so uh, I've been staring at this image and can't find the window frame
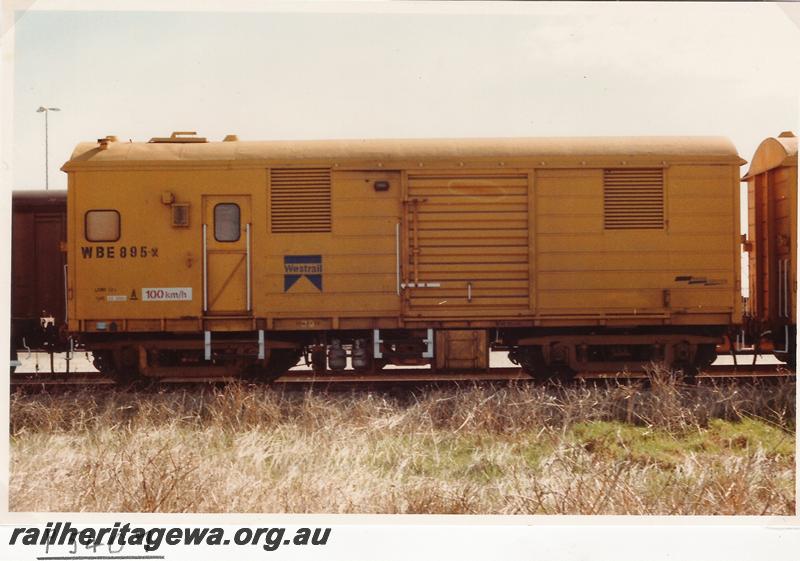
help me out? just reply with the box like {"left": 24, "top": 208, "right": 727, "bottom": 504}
{"left": 84, "top": 209, "right": 121, "bottom": 242}
{"left": 213, "top": 203, "right": 241, "bottom": 242}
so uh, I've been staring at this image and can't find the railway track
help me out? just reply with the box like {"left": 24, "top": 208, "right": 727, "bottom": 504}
{"left": 10, "top": 363, "right": 795, "bottom": 388}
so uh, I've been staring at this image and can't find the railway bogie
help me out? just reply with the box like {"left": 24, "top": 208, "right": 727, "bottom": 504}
{"left": 502, "top": 323, "right": 723, "bottom": 383}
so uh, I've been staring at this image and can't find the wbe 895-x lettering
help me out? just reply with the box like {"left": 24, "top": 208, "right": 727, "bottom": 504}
{"left": 81, "top": 245, "right": 159, "bottom": 259}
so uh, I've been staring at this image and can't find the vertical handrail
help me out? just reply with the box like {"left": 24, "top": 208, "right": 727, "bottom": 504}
{"left": 202, "top": 223, "right": 208, "bottom": 312}
{"left": 395, "top": 222, "right": 401, "bottom": 295}
{"left": 781, "top": 259, "right": 789, "bottom": 317}
{"left": 784, "top": 258, "right": 790, "bottom": 318}
{"left": 246, "top": 223, "right": 252, "bottom": 311}
{"left": 778, "top": 259, "right": 784, "bottom": 318}
{"left": 63, "top": 264, "right": 69, "bottom": 325}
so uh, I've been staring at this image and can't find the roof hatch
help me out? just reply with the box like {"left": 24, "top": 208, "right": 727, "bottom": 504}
{"left": 149, "top": 131, "right": 208, "bottom": 144}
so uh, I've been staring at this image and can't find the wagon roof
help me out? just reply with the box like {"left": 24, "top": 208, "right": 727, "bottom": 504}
{"left": 63, "top": 136, "right": 745, "bottom": 170}
{"left": 11, "top": 189, "right": 67, "bottom": 212}
{"left": 742, "top": 132, "right": 798, "bottom": 180}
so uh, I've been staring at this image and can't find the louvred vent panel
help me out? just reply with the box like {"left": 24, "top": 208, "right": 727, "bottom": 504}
{"left": 603, "top": 168, "right": 665, "bottom": 230}
{"left": 270, "top": 168, "right": 332, "bottom": 233}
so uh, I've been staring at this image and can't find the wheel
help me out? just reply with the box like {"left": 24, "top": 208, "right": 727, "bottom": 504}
{"left": 693, "top": 344, "right": 717, "bottom": 372}
{"left": 242, "top": 349, "right": 302, "bottom": 383}
{"left": 550, "top": 365, "right": 576, "bottom": 385}
{"left": 310, "top": 346, "right": 327, "bottom": 374}
{"left": 109, "top": 346, "right": 142, "bottom": 385}
{"left": 674, "top": 362, "right": 699, "bottom": 384}
{"left": 774, "top": 350, "right": 796, "bottom": 371}
{"left": 676, "top": 344, "right": 718, "bottom": 384}
{"left": 509, "top": 346, "right": 544, "bottom": 378}
{"left": 92, "top": 350, "right": 114, "bottom": 372}
{"left": 509, "top": 346, "right": 573, "bottom": 384}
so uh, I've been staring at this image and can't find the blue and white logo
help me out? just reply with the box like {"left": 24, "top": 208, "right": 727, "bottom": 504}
{"left": 284, "top": 255, "right": 323, "bottom": 291}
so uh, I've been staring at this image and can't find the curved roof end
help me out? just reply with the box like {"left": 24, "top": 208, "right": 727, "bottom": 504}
{"left": 742, "top": 132, "right": 798, "bottom": 180}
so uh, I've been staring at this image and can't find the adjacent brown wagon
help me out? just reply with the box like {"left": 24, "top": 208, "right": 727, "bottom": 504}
{"left": 742, "top": 131, "right": 798, "bottom": 367}
{"left": 10, "top": 190, "right": 67, "bottom": 371}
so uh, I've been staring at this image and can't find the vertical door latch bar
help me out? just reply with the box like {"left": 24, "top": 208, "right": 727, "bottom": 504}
{"left": 246, "top": 223, "right": 252, "bottom": 311}
{"left": 395, "top": 222, "right": 401, "bottom": 295}
{"left": 202, "top": 224, "right": 208, "bottom": 312}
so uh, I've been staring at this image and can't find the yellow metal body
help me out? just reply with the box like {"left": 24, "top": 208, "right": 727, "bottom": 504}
{"left": 63, "top": 136, "right": 744, "bottom": 336}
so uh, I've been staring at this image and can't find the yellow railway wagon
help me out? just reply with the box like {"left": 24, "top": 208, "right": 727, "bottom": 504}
{"left": 742, "top": 131, "right": 797, "bottom": 366}
{"left": 62, "top": 133, "right": 744, "bottom": 381}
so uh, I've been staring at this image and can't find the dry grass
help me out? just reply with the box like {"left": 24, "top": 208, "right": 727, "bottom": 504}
{"left": 9, "top": 370, "right": 796, "bottom": 514}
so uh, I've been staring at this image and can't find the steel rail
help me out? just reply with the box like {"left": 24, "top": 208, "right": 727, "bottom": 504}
{"left": 10, "top": 364, "right": 795, "bottom": 387}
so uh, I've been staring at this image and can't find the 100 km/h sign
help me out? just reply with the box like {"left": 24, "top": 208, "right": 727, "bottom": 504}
{"left": 142, "top": 287, "right": 193, "bottom": 301}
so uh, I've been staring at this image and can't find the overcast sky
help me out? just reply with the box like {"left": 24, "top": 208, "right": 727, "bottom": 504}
{"left": 5, "top": 2, "right": 800, "bottom": 190}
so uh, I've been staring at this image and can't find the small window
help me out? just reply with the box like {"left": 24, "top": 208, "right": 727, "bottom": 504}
{"left": 214, "top": 203, "right": 240, "bottom": 242}
{"left": 85, "top": 210, "right": 120, "bottom": 242}
{"left": 172, "top": 203, "right": 190, "bottom": 227}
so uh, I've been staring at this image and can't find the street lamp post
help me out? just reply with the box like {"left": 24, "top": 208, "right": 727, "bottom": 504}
{"left": 37, "top": 106, "right": 60, "bottom": 190}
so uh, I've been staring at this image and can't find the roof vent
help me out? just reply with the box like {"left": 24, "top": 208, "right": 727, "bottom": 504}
{"left": 97, "top": 135, "right": 118, "bottom": 150}
{"left": 149, "top": 131, "right": 208, "bottom": 143}
{"left": 778, "top": 131, "right": 796, "bottom": 138}
{"left": 223, "top": 134, "right": 239, "bottom": 142}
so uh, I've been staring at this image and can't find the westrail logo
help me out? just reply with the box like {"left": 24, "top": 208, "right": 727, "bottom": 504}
{"left": 284, "top": 255, "right": 322, "bottom": 292}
